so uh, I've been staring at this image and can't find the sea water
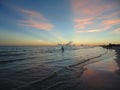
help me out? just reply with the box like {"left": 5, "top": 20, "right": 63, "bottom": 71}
{"left": 0, "top": 46, "right": 116, "bottom": 90}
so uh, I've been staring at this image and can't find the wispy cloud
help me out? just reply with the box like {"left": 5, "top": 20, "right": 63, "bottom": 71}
{"left": 74, "top": 18, "right": 120, "bottom": 33}
{"left": 72, "top": 0, "right": 115, "bottom": 17}
{"left": 74, "top": 18, "right": 94, "bottom": 29}
{"left": 76, "top": 29, "right": 101, "bottom": 33}
{"left": 72, "top": 0, "right": 120, "bottom": 33}
{"left": 18, "top": 9, "right": 53, "bottom": 31}
{"left": 98, "top": 11, "right": 120, "bottom": 20}
{"left": 21, "top": 9, "right": 47, "bottom": 21}
{"left": 76, "top": 25, "right": 111, "bottom": 33}
{"left": 101, "top": 18, "right": 120, "bottom": 26}
{"left": 99, "top": 18, "right": 120, "bottom": 33}
{"left": 112, "top": 28, "right": 120, "bottom": 34}
{"left": 19, "top": 19, "right": 53, "bottom": 30}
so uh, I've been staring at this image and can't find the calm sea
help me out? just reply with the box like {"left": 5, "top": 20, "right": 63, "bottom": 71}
{"left": 0, "top": 46, "right": 116, "bottom": 90}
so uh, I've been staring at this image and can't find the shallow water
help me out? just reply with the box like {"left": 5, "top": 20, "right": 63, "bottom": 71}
{"left": 0, "top": 46, "right": 116, "bottom": 90}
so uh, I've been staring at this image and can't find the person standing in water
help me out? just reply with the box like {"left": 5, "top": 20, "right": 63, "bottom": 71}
{"left": 61, "top": 46, "right": 64, "bottom": 52}
{"left": 109, "top": 43, "right": 112, "bottom": 49}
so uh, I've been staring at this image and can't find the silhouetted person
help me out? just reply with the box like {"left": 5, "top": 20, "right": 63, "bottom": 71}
{"left": 61, "top": 46, "right": 64, "bottom": 52}
{"left": 109, "top": 43, "right": 112, "bottom": 49}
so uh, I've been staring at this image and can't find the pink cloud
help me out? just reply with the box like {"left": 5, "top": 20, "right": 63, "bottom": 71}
{"left": 74, "top": 18, "right": 120, "bottom": 33}
{"left": 102, "top": 18, "right": 120, "bottom": 26}
{"left": 74, "top": 18, "right": 93, "bottom": 24}
{"left": 74, "top": 24, "right": 86, "bottom": 29}
{"left": 72, "top": 0, "right": 120, "bottom": 33}
{"left": 72, "top": 0, "right": 115, "bottom": 17}
{"left": 112, "top": 28, "right": 120, "bottom": 34}
{"left": 76, "top": 29, "right": 101, "bottom": 33}
{"left": 76, "top": 26, "right": 111, "bottom": 33}
{"left": 19, "top": 19, "right": 53, "bottom": 31}
{"left": 98, "top": 18, "right": 120, "bottom": 31}
{"left": 18, "top": 9, "right": 53, "bottom": 31}
{"left": 74, "top": 18, "right": 94, "bottom": 29}
{"left": 98, "top": 11, "right": 120, "bottom": 20}
{"left": 72, "top": 0, "right": 118, "bottom": 33}
{"left": 21, "top": 9, "right": 47, "bottom": 21}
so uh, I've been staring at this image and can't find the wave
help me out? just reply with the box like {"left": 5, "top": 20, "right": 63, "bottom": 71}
{"left": 69, "top": 50, "right": 108, "bottom": 67}
{"left": 12, "top": 71, "right": 57, "bottom": 90}
{"left": 12, "top": 63, "right": 86, "bottom": 90}
{"left": 0, "top": 57, "right": 35, "bottom": 64}
{"left": 0, "top": 46, "right": 110, "bottom": 90}
{"left": 0, "top": 52, "right": 26, "bottom": 57}
{"left": 45, "top": 58, "right": 70, "bottom": 64}
{"left": 11, "top": 50, "right": 108, "bottom": 90}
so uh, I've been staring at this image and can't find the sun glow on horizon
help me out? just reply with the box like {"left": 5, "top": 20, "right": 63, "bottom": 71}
{"left": 0, "top": 0, "right": 120, "bottom": 46}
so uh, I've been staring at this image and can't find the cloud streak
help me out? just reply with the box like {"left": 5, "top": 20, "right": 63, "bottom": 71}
{"left": 18, "top": 9, "right": 53, "bottom": 31}
{"left": 112, "top": 28, "right": 120, "bottom": 34}
{"left": 74, "top": 18, "right": 94, "bottom": 29}
{"left": 19, "top": 19, "right": 53, "bottom": 30}
{"left": 72, "top": 0, "right": 114, "bottom": 17}
{"left": 21, "top": 9, "right": 47, "bottom": 21}
{"left": 72, "top": 0, "right": 120, "bottom": 33}
{"left": 76, "top": 28, "right": 105, "bottom": 33}
{"left": 76, "top": 29, "right": 100, "bottom": 33}
{"left": 102, "top": 18, "right": 120, "bottom": 26}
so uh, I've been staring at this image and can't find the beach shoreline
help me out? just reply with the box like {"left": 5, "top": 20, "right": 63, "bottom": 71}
{"left": 28, "top": 46, "right": 120, "bottom": 90}
{"left": 0, "top": 46, "right": 120, "bottom": 90}
{"left": 78, "top": 46, "right": 120, "bottom": 90}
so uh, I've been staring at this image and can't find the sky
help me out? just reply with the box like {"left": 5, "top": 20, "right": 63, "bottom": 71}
{"left": 0, "top": 0, "right": 120, "bottom": 46}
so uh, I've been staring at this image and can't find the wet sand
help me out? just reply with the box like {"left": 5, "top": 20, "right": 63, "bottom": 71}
{"left": 79, "top": 46, "right": 120, "bottom": 90}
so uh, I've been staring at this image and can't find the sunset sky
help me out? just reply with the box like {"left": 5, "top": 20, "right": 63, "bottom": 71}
{"left": 0, "top": 0, "right": 120, "bottom": 46}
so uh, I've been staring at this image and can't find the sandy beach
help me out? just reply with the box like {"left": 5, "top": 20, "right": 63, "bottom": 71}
{"left": 78, "top": 46, "right": 120, "bottom": 90}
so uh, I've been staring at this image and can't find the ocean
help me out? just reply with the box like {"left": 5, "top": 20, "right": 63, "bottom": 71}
{"left": 0, "top": 46, "right": 116, "bottom": 90}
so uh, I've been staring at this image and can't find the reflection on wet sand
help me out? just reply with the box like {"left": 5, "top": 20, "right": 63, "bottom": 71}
{"left": 81, "top": 69, "right": 120, "bottom": 90}
{"left": 80, "top": 47, "right": 120, "bottom": 90}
